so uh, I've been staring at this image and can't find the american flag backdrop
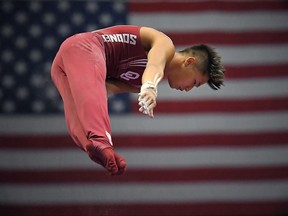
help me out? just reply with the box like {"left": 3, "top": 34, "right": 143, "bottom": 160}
{"left": 1, "top": 1, "right": 288, "bottom": 216}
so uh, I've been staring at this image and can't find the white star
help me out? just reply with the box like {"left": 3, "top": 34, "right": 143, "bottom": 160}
{"left": 85, "top": 1, "right": 98, "bottom": 13}
{"left": 16, "top": 87, "right": 29, "bottom": 100}
{"left": 15, "top": 36, "right": 28, "bottom": 49}
{"left": 44, "top": 36, "right": 56, "bottom": 49}
{"left": 99, "top": 13, "right": 113, "bottom": 26}
{"left": 15, "top": 12, "right": 28, "bottom": 24}
{"left": 71, "top": 13, "right": 85, "bottom": 26}
{"left": 111, "top": 99, "right": 126, "bottom": 113}
{"left": 43, "top": 13, "right": 56, "bottom": 26}
{"left": 32, "top": 100, "right": 45, "bottom": 113}
{"left": 29, "top": 49, "right": 42, "bottom": 62}
{"left": 1, "top": 25, "right": 14, "bottom": 37}
{"left": 113, "top": 2, "right": 125, "bottom": 13}
{"left": 58, "top": 1, "right": 70, "bottom": 12}
{"left": 46, "top": 86, "right": 58, "bottom": 100}
{"left": 2, "top": 75, "right": 15, "bottom": 88}
{"left": 14, "top": 61, "right": 28, "bottom": 74}
{"left": 2, "top": 50, "right": 14, "bottom": 63}
{"left": 30, "top": 74, "right": 43, "bottom": 87}
{"left": 29, "top": 25, "right": 42, "bottom": 37}
{"left": 29, "top": 1, "right": 42, "bottom": 12}
{"left": 57, "top": 23, "right": 71, "bottom": 37}
{"left": 2, "top": 101, "right": 15, "bottom": 113}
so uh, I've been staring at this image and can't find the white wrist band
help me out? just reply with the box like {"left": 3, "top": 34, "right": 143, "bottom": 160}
{"left": 140, "top": 81, "right": 157, "bottom": 97}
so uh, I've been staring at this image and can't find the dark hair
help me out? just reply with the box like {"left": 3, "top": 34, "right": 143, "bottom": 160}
{"left": 179, "top": 44, "right": 225, "bottom": 90}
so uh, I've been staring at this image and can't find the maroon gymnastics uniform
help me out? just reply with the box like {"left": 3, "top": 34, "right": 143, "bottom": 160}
{"left": 96, "top": 25, "right": 147, "bottom": 88}
{"left": 51, "top": 25, "right": 147, "bottom": 154}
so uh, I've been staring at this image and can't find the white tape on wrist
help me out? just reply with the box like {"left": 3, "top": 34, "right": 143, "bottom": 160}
{"left": 140, "top": 81, "right": 157, "bottom": 97}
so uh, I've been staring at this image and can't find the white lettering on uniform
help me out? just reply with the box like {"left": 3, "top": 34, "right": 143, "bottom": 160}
{"left": 123, "top": 34, "right": 130, "bottom": 43}
{"left": 116, "top": 34, "right": 123, "bottom": 42}
{"left": 101, "top": 34, "right": 110, "bottom": 42}
{"left": 109, "top": 34, "right": 117, "bottom": 42}
{"left": 101, "top": 34, "right": 137, "bottom": 45}
{"left": 130, "top": 35, "right": 136, "bottom": 45}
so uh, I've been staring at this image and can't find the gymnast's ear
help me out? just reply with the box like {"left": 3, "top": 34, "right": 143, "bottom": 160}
{"left": 184, "top": 57, "right": 196, "bottom": 66}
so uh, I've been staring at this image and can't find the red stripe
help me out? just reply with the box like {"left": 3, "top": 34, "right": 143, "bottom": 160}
{"left": 161, "top": 64, "right": 288, "bottom": 79}
{"left": 1, "top": 132, "right": 288, "bottom": 149}
{"left": 1, "top": 166, "right": 288, "bottom": 183}
{"left": 169, "top": 31, "right": 288, "bottom": 45}
{"left": 0, "top": 135, "right": 75, "bottom": 149}
{"left": 114, "top": 132, "right": 288, "bottom": 148}
{"left": 132, "top": 97, "right": 288, "bottom": 113}
{"left": 225, "top": 64, "right": 288, "bottom": 79}
{"left": 1, "top": 201, "right": 287, "bottom": 216}
{"left": 129, "top": 1, "right": 288, "bottom": 12}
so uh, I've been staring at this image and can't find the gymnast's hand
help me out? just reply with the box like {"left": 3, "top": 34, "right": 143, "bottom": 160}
{"left": 138, "top": 81, "right": 157, "bottom": 118}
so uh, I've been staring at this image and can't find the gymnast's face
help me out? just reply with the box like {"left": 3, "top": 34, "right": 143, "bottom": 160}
{"left": 167, "top": 57, "right": 209, "bottom": 92}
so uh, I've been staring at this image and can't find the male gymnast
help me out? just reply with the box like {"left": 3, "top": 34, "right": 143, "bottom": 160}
{"left": 51, "top": 25, "right": 225, "bottom": 175}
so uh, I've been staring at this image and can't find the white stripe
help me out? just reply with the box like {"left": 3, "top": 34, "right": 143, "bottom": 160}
{"left": 1, "top": 181, "right": 288, "bottom": 204}
{"left": 0, "top": 115, "right": 67, "bottom": 135}
{"left": 133, "top": 77, "right": 288, "bottom": 100}
{"left": 111, "top": 112, "right": 288, "bottom": 134}
{"left": 129, "top": 63, "right": 146, "bottom": 67}
{"left": 1, "top": 112, "right": 288, "bottom": 135}
{"left": 177, "top": 44, "right": 288, "bottom": 65}
{"left": 130, "top": 59, "right": 147, "bottom": 64}
{"left": 129, "top": 60, "right": 147, "bottom": 67}
{"left": 129, "top": 11, "right": 288, "bottom": 32}
{"left": 1, "top": 146, "right": 288, "bottom": 170}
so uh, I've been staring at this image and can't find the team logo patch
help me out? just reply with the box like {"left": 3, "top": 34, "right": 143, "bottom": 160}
{"left": 120, "top": 71, "right": 140, "bottom": 81}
